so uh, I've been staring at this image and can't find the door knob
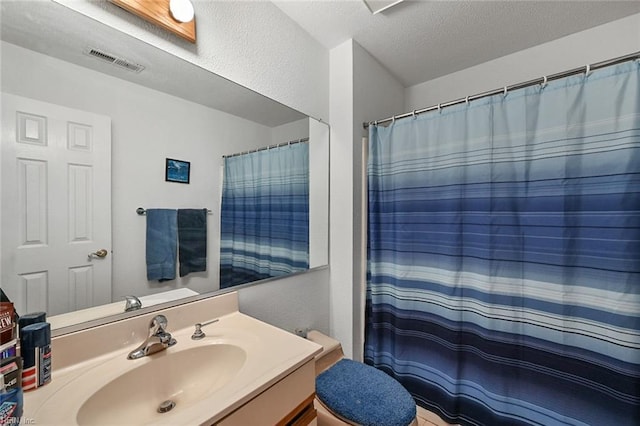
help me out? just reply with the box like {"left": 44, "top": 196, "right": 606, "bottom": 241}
{"left": 88, "top": 249, "right": 109, "bottom": 261}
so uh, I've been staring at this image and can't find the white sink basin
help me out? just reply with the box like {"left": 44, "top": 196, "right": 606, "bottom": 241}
{"left": 76, "top": 344, "right": 246, "bottom": 425}
{"left": 28, "top": 305, "right": 322, "bottom": 426}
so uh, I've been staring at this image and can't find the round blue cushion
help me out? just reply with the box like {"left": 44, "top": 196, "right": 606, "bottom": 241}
{"left": 316, "top": 359, "right": 416, "bottom": 426}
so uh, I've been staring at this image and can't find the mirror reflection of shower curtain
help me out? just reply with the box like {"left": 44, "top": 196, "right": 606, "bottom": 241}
{"left": 365, "top": 61, "right": 640, "bottom": 426}
{"left": 220, "top": 143, "right": 309, "bottom": 288}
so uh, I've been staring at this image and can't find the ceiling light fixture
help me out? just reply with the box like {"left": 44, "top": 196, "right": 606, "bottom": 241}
{"left": 169, "top": 0, "right": 195, "bottom": 23}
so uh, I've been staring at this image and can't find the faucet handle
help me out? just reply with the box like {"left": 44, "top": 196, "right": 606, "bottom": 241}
{"left": 150, "top": 314, "right": 169, "bottom": 333}
{"left": 124, "top": 295, "right": 142, "bottom": 312}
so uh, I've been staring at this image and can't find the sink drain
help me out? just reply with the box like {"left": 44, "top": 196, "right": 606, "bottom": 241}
{"left": 157, "top": 400, "right": 176, "bottom": 413}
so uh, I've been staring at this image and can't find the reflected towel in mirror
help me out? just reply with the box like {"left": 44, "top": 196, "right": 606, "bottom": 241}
{"left": 146, "top": 209, "right": 178, "bottom": 282}
{"left": 178, "top": 209, "right": 208, "bottom": 277}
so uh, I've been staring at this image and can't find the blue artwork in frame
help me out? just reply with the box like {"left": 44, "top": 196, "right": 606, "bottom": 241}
{"left": 165, "top": 158, "right": 190, "bottom": 184}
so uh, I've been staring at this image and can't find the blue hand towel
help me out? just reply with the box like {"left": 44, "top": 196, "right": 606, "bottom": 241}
{"left": 178, "top": 209, "right": 207, "bottom": 277}
{"left": 146, "top": 209, "right": 177, "bottom": 282}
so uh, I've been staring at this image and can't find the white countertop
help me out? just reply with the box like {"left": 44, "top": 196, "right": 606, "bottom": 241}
{"left": 24, "top": 293, "right": 322, "bottom": 425}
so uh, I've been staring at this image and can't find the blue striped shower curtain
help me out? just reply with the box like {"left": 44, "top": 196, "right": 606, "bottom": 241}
{"left": 220, "top": 142, "right": 309, "bottom": 288}
{"left": 365, "top": 61, "right": 639, "bottom": 425}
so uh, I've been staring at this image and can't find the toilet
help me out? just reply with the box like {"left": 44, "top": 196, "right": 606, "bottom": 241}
{"left": 306, "top": 330, "right": 418, "bottom": 426}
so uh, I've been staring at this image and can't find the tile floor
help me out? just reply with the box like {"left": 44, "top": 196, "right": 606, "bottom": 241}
{"left": 416, "top": 406, "right": 459, "bottom": 426}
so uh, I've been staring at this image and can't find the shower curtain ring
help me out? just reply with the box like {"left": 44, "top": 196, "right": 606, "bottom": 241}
{"left": 412, "top": 110, "right": 417, "bottom": 119}
{"left": 541, "top": 76, "right": 548, "bottom": 89}
{"left": 503, "top": 86, "right": 508, "bottom": 97}
{"left": 438, "top": 103, "right": 441, "bottom": 113}
{"left": 392, "top": 115, "right": 396, "bottom": 124}
{"left": 465, "top": 96, "right": 469, "bottom": 105}
{"left": 585, "top": 64, "right": 591, "bottom": 76}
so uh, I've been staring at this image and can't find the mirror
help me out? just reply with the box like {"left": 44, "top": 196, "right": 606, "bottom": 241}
{"left": 0, "top": 1, "right": 329, "bottom": 332}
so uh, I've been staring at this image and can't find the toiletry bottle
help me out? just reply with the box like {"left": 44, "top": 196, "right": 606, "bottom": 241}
{"left": 0, "top": 373, "right": 23, "bottom": 425}
{"left": 0, "top": 357, "right": 22, "bottom": 391}
{"left": 0, "top": 341, "right": 16, "bottom": 361}
{"left": 17, "top": 312, "right": 46, "bottom": 338}
{"left": 20, "top": 322, "right": 51, "bottom": 391}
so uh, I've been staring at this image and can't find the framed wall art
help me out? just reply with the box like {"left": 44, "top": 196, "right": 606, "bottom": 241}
{"left": 165, "top": 158, "right": 190, "bottom": 184}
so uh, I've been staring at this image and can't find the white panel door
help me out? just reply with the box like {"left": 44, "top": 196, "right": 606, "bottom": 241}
{"left": 1, "top": 93, "right": 112, "bottom": 316}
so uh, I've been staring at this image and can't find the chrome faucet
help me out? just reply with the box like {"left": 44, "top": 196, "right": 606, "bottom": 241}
{"left": 124, "top": 295, "right": 142, "bottom": 312}
{"left": 127, "top": 315, "right": 177, "bottom": 360}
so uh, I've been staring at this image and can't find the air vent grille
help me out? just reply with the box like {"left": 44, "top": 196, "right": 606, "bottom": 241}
{"left": 84, "top": 48, "right": 145, "bottom": 73}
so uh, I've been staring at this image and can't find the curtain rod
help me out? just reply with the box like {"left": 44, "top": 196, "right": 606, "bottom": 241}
{"left": 364, "top": 51, "right": 640, "bottom": 129}
{"left": 222, "top": 137, "right": 309, "bottom": 159}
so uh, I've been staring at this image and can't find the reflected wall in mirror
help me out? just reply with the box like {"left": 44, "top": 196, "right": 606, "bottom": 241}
{"left": 0, "top": 1, "right": 329, "bottom": 332}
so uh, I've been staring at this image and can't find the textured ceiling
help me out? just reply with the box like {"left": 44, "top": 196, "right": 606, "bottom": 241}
{"left": 273, "top": 0, "right": 640, "bottom": 87}
{"left": 0, "top": 1, "right": 307, "bottom": 127}
{"left": 2, "top": 0, "right": 638, "bottom": 119}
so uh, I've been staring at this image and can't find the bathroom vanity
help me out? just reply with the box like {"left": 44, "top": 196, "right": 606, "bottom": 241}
{"left": 23, "top": 292, "right": 322, "bottom": 425}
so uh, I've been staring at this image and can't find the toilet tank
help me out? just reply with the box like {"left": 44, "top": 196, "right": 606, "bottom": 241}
{"left": 306, "top": 330, "right": 344, "bottom": 375}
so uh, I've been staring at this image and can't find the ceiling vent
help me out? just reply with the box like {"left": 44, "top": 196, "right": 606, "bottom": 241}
{"left": 83, "top": 48, "right": 145, "bottom": 73}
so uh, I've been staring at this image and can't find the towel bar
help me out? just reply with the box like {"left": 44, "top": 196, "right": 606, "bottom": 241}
{"left": 136, "top": 207, "right": 212, "bottom": 215}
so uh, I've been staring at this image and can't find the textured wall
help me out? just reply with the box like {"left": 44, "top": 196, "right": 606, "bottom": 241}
{"left": 351, "top": 41, "right": 404, "bottom": 360}
{"left": 329, "top": 40, "right": 355, "bottom": 358}
{"left": 405, "top": 13, "right": 640, "bottom": 111}
{"left": 238, "top": 267, "right": 330, "bottom": 335}
{"left": 329, "top": 39, "right": 405, "bottom": 359}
